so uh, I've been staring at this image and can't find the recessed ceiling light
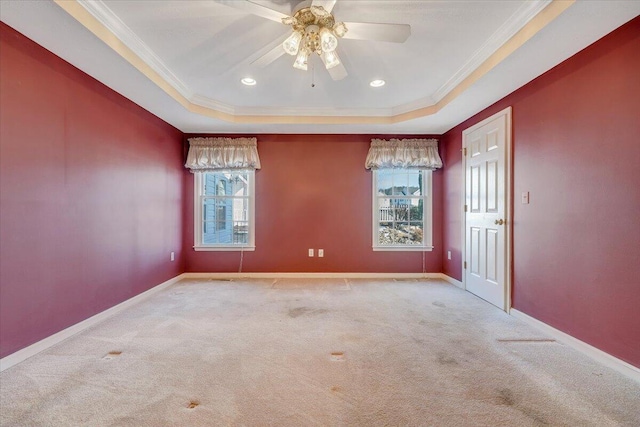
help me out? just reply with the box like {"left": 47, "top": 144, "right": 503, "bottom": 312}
{"left": 370, "top": 79, "right": 386, "bottom": 88}
{"left": 241, "top": 77, "right": 257, "bottom": 86}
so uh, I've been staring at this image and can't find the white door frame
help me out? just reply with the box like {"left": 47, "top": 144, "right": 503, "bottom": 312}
{"left": 460, "top": 106, "right": 513, "bottom": 312}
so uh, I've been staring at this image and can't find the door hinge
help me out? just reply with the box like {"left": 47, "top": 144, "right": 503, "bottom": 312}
{"left": 464, "top": 204, "right": 468, "bottom": 212}
{"left": 463, "top": 261, "right": 467, "bottom": 269}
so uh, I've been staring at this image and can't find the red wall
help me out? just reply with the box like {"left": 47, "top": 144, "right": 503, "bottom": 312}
{"left": 0, "top": 23, "right": 184, "bottom": 358}
{"left": 183, "top": 134, "right": 444, "bottom": 273}
{"left": 441, "top": 17, "right": 640, "bottom": 367}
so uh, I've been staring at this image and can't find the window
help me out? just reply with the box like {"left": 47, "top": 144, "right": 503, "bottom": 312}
{"left": 373, "top": 168, "right": 433, "bottom": 251}
{"left": 194, "top": 170, "right": 255, "bottom": 251}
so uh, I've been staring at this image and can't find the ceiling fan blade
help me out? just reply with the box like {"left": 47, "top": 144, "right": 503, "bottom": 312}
{"left": 311, "top": 0, "right": 337, "bottom": 13}
{"left": 251, "top": 42, "right": 286, "bottom": 68}
{"left": 214, "top": 0, "right": 289, "bottom": 24}
{"left": 341, "top": 22, "right": 411, "bottom": 43}
{"left": 327, "top": 62, "right": 348, "bottom": 81}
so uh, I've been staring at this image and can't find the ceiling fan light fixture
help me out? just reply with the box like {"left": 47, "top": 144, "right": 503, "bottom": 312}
{"left": 293, "top": 49, "right": 310, "bottom": 70}
{"left": 283, "top": 31, "right": 303, "bottom": 56}
{"left": 322, "top": 50, "right": 341, "bottom": 70}
{"left": 333, "top": 22, "right": 348, "bottom": 38}
{"left": 310, "top": 5, "right": 330, "bottom": 18}
{"left": 320, "top": 27, "right": 338, "bottom": 53}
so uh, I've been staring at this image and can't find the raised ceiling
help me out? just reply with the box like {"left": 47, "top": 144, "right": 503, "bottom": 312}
{"left": 1, "top": 1, "right": 639, "bottom": 134}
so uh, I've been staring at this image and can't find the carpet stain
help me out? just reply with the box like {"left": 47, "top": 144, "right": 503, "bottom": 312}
{"left": 330, "top": 386, "right": 342, "bottom": 392}
{"left": 186, "top": 401, "right": 200, "bottom": 409}
{"left": 432, "top": 301, "right": 447, "bottom": 308}
{"left": 495, "top": 388, "right": 549, "bottom": 425}
{"left": 436, "top": 353, "right": 459, "bottom": 366}
{"left": 330, "top": 352, "right": 346, "bottom": 361}
{"left": 288, "top": 307, "right": 329, "bottom": 318}
{"left": 102, "top": 351, "right": 122, "bottom": 360}
{"left": 496, "top": 388, "right": 515, "bottom": 406}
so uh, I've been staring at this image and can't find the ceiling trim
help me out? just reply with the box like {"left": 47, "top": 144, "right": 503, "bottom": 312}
{"left": 53, "top": 0, "right": 575, "bottom": 125}
{"left": 429, "top": 0, "right": 552, "bottom": 106}
{"left": 78, "top": 0, "right": 193, "bottom": 101}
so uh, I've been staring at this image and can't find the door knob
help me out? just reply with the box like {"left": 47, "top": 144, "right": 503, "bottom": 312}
{"left": 494, "top": 219, "right": 504, "bottom": 225}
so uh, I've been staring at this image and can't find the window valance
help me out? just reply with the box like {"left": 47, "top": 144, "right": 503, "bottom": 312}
{"left": 365, "top": 138, "right": 443, "bottom": 170}
{"left": 185, "top": 137, "right": 261, "bottom": 172}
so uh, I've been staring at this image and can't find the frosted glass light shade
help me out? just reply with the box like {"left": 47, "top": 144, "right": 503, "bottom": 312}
{"left": 320, "top": 28, "right": 338, "bottom": 53}
{"left": 293, "top": 49, "right": 310, "bottom": 70}
{"left": 283, "top": 31, "right": 303, "bottom": 56}
{"left": 333, "top": 22, "right": 348, "bottom": 38}
{"left": 322, "top": 50, "right": 341, "bottom": 69}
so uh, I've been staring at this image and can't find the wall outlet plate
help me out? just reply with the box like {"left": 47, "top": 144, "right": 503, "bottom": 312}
{"left": 308, "top": 249, "right": 314, "bottom": 257}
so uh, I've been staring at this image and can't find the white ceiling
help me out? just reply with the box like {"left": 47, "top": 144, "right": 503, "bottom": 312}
{"left": 1, "top": 1, "right": 639, "bottom": 134}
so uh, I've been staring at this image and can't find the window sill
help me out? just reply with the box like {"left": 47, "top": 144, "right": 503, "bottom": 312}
{"left": 193, "top": 246, "right": 255, "bottom": 252}
{"left": 373, "top": 246, "right": 434, "bottom": 252}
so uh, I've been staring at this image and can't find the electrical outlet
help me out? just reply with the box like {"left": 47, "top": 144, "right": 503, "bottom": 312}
{"left": 170, "top": 251, "right": 175, "bottom": 261}
{"left": 308, "top": 248, "right": 314, "bottom": 257}
{"left": 447, "top": 251, "right": 451, "bottom": 260}
{"left": 318, "top": 249, "right": 324, "bottom": 257}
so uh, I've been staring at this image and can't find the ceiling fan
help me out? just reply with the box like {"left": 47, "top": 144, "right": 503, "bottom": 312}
{"left": 215, "top": 0, "right": 411, "bottom": 81}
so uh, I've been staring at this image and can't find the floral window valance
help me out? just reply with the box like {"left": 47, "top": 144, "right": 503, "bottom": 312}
{"left": 365, "top": 138, "right": 442, "bottom": 170}
{"left": 185, "top": 137, "right": 261, "bottom": 172}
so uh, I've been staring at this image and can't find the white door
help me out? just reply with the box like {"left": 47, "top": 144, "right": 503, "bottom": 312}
{"left": 463, "top": 108, "right": 511, "bottom": 311}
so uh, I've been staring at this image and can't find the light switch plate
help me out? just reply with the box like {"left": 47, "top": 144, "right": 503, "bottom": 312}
{"left": 522, "top": 192, "right": 530, "bottom": 204}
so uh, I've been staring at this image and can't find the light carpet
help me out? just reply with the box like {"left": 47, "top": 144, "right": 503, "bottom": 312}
{"left": 1, "top": 278, "right": 639, "bottom": 426}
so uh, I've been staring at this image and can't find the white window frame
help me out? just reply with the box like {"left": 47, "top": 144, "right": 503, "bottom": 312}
{"left": 372, "top": 169, "right": 433, "bottom": 251}
{"left": 193, "top": 170, "right": 255, "bottom": 251}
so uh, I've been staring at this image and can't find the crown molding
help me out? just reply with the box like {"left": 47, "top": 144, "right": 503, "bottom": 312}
{"left": 55, "top": 0, "right": 574, "bottom": 125}
{"left": 432, "top": 0, "right": 552, "bottom": 104}
{"left": 78, "top": 0, "right": 193, "bottom": 100}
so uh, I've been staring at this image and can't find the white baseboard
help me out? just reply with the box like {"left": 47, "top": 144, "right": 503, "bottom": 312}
{"left": 510, "top": 309, "right": 640, "bottom": 383}
{"left": 0, "top": 273, "right": 186, "bottom": 372}
{"left": 183, "top": 272, "right": 444, "bottom": 280}
{"left": 439, "top": 274, "right": 464, "bottom": 289}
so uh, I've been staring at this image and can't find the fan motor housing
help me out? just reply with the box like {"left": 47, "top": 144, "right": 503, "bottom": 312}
{"left": 292, "top": 7, "right": 336, "bottom": 32}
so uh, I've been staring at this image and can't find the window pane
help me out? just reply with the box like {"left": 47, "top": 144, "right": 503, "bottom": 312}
{"left": 408, "top": 170, "right": 423, "bottom": 196}
{"left": 230, "top": 174, "right": 249, "bottom": 197}
{"left": 409, "top": 200, "right": 423, "bottom": 221}
{"left": 233, "top": 197, "right": 249, "bottom": 222}
{"left": 203, "top": 199, "right": 215, "bottom": 222}
{"left": 377, "top": 170, "right": 393, "bottom": 195}
{"left": 378, "top": 198, "right": 393, "bottom": 222}
{"left": 393, "top": 199, "right": 410, "bottom": 221}
{"left": 392, "top": 172, "right": 409, "bottom": 196}
{"left": 204, "top": 173, "right": 229, "bottom": 196}
{"left": 378, "top": 223, "right": 395, "bottom": 245}
{"left": 233, "top": 222, "right": 249, "bottom": 244}
{"left": 379, "top": 222, "right": 424, "bottom": 245}
{"left": 407, "top": 222, "right": 424, "bottom": 244}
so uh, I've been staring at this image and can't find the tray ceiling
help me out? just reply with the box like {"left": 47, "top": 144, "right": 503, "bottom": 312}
{"left": 1, "top": 0, "right": 639, "bottom": 134}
